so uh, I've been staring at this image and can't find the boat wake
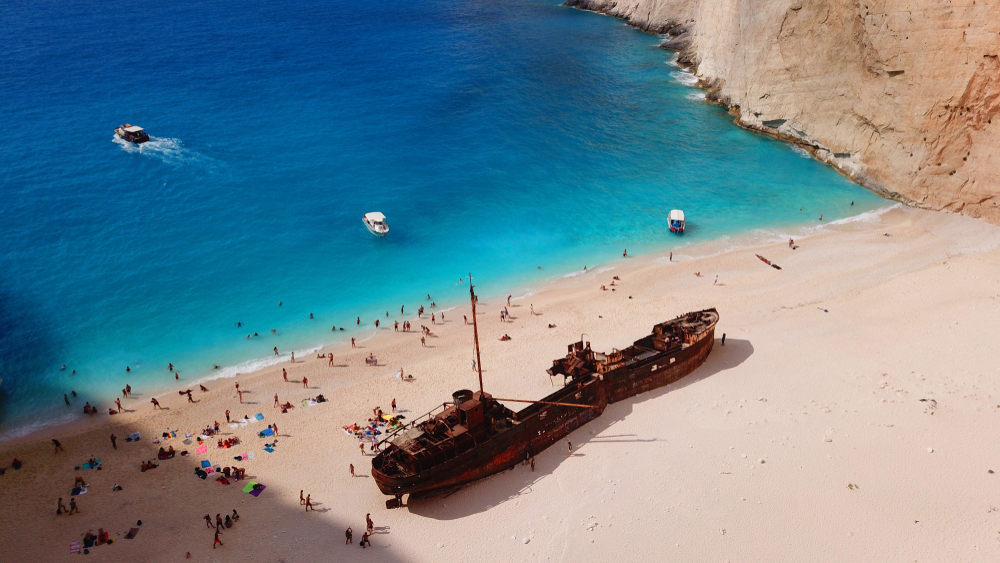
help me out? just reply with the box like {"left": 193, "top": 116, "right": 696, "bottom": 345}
{"left": 112, "top": 135, "right": 217, "bottom": 168}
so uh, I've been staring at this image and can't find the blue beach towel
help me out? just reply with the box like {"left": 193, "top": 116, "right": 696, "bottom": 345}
{"left": 255, "top": 413, "right": 264, "bottom": 421}
{"left": 259, "top": 427, "right": 274, "bottom": 437}
{"left": 200, "top": 460, "right": 211, "bottom": 468}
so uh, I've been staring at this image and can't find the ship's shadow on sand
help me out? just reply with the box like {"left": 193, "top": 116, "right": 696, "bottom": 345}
{"left": 406, "top": 338, "right": 753, "bottom": 520}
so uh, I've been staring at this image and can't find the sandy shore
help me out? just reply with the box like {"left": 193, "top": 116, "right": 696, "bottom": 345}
{"left": 2, "top": 205, "right": 999, "bottom": 562}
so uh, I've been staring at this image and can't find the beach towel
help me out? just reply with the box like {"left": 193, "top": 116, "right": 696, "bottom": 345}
{"left": 71, "top": 486, "right": 87, "bottom": 495}
{"left": 128, "top": 432, "right": 141, "bottom": 441}
{"left": 249, "top": 484, "right": 266, "bottom": 497}
{"left": 196, "top": 445, "right": 208, "bottom": 455}
{"left": 81, "top": 459, "right": 101, "bottom": 470}
{"left": 69, "top": 541, "right": 81, "bottom": 554}
{"left": 205, "top": 467, "right": 215, "bottom": 476}
{"left": 259, "top": 427, "right": 274, "bottom": 437}
{"left": 255, "top": 413, "right": 265, "bottom": 421}
{"left": 229, "top": 423, "right": 239, "bottom": 429}
{"left": 124, "top": 528, "right": 140, "bottom": 540}
{"left": 248, "top": 451, "right": 255, "bottom": 460}
{"left": 201, "top": 460, "right": 211, "bottom": 468}
{"left": 185, "top": 433, "right": 193, "bottom": 438}
{"left": 242, "top": 481, "right": 258, "bottom": 493}
{"left": 182, "top": 439, "right": 192, "bottom": 445}
{"left": 239, "top": 419, "right": 248, "bottom": 427}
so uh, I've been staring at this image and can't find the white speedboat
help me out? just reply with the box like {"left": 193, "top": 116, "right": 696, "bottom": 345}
{"left": 363, "top": 212, "right": 389, "bottom": 237}
{"left": 668, "top": 209, "right": 685, "bottom": 233}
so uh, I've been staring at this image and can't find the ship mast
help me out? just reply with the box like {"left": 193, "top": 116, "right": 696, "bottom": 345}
{"left": 469, "top": 273, "right": 484, "bottom": 395}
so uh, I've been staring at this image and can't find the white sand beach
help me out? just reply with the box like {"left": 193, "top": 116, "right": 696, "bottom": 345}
{"left": 2, "top": 205, "right": 999, "bottom": 562}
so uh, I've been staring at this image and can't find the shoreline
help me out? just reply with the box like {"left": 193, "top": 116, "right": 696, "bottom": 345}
{"left": 3, "top": 204, "right": 1000, "bottom": 561}
{"left": 0, "top": 203, "right": 897, "bottom": 446}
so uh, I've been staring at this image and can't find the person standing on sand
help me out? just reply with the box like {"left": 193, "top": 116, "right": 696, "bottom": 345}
{"left": 205, "top": 514, "right": 214, "bottom": 528}
{"left": 351, "top": 338, "right": 356, "bottom": 348}
{"left": 714, "top": 275, "right": 718, "bottom": 285}
{"left": 68, "top": 497, "right": 78, "bottom": 515}
{"left": 115, "top": 398, "right": 122, "bottom": 413}
{"left": 391, "top": 398, "right": 396, "bottom": 412}
{"left": 302, "top": 377, "right": 308, "bottom": 389}
{"left": 350, "top": 463, "right": 355, "bottom": 477}
{"left": 52, "top": 439, "right": 64, "bottom": 453}
{"left": 57, "top": 498, "right": 67, "bottom": 515}
{"left": 110, "top": 434, "right": 117, "bottom": 450}
{"left": 328, "top": 355, "right": 334, "bottom": 367}
{"left": 346, "top": 527, "right": 354, "bottom": 544}
{"left": 721, "top": 333, "right": 726, "bottom": 346}
{"left": 531, "top": 457, "right": 536, "bottom": 472}
{"left": 567, "top": 442, "right": 572, "bottom": 457}
{"left": 421, "top": 336, "right": 426, "bottom": 347}
{"left": 530, "top": 304, "right": 535, "bottom": 315}
{"left": 283, "top": 369, "right": 288, "bottom": 382}
{"left": 151, "top": 398, "right": 162, "bottom": 409}
{"left": 225, "top": 410, "right": 230, "bottom": 423}
{"left": 213, "top": 529, "right": 223, "bottom": 549}
{"left": 360, "top": 532, "right": 371, "bottom": 548}
{"left": 366, "top": 513, "right": 374, "bottom": 533}
{"left": 789, "top": 238, "right": 794, "bottom": 248}
{"left": 291, "top": 352, "right": 295, "bottom": 363}
{"left": 359, "top": 443, "right": 365, "bottom": 456}
{"left": 238, "top": 390, "right": 243, "bottom": 404}
{"left": 274, "top": 394, "right": 279, "bottom": 408}
{"left": 670, "top": 252, "right": 673, "bottom": 262}
{"left": 300, "top": 490, "right": 306, "bottom": 505}
{"left": 305, "top": 494, "right": 314, "bottom": 511}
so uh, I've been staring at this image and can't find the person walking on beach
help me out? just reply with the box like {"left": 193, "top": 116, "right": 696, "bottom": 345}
{"left": 151, "top": 397, "right": 162, "bottom": 409}
{"left": 360, "top": 532, "right": 371, "bottom": 548}
{"left": 391, "top": 398, "right": 396, "bottom": 412}
{"left": 274, "top": 394, "right": 280, "bottom": 408}
{"left": 68, "top": 497, "right": 79, "bottom": 515}
{"left": 714, "top": 275, "right": 719, "bottom": 285}
{"left": 305, "top": 494, "right": 314, "bottom": 511}
{"left": 300, "top": 490, "right": 306, "bottom": 505}
{"left": 421, "top": 336, "right": 426, "bottom": 347}
{"left": 351, "top": 338, "right": 356, "bottom": 348}
{"left": 213, "top": 529, "right": 223, "bottom": 549}
{"left": 225, "top": 410, "right": 230, "bottom": 423}
{"left": 57, "top": 497, "right": 67, "bottom": 515}
{"left": 394, "top": 321, "right": 398, "bottom": 332}
{"left": 291, "top": 352, "right": 295, "bottom": 362}
{"left": 204, "top": 514, "right": 214, "bottom": 528}
{"left": 329, "top": 354, "right": 334, "bottom": 367}
{"left": 115, "top": 398, "right": 123, "bottom": 413}
{"left": 302, "top": 377, "right": 308, "bottom": 388}
{"left": 110, "top": 434, "right": 117, "bottom": 450}
{"left": 238, "top": 390, "right": 243, "bottom": 404}
{"left": 216, "top": 514, "right": 224, "bottom": 529}
{"left": 567, "top": 442, "right": 572, "bottom": 457}
{"left": 530, "top": 304, "right": 535, "bottom": 315}
{"left": 52, "top": 438, "right": 64, "bottom": 453}
{"left": 187, "top": 390, "right": 195, "bottom": 403}
{"left": 359, "top": 443, "right": 365, "bottom": 456}
{"left": 283, "top": 369, "right": 288, "bottom": 382}
{"left": 126, "top": 384, "right": 132, "bottom": 396}
{"left": 670, "top": 252, "right": 673, "bottom": 262}
{"left": 346, "top": 527, "right": 353, "bottom": 544}
{"left": 366, "top": 513, "right": 374, "bottom": 533}
{"left": 721, "top": 333, "right": 726, "bottom": 346}
{"left": 350, "top": 463, "right": 355, "bottom": 477}
{"left": 463, "top": 315, "right": 468, "bottom": 325}
{"left": 788, "top": 238, "right": 794, "bottom": 248}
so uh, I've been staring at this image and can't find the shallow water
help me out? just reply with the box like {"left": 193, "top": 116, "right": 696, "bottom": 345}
{"left": 0, "top": 0, "right": 885, "bottom": 437}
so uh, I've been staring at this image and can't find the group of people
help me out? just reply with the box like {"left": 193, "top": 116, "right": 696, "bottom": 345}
{"left": 205, "top": 509, "right": 240, "bottom": 549}
{"left": 344, "top": 513, "right": 375, "bottom": 548}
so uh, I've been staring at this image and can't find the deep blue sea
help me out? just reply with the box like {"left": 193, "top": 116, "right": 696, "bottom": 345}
{"left": 0, "top": 0, "right": 885, "bottom": 437}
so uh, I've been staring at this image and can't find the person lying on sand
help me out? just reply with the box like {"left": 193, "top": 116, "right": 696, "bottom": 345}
{"left": 499, "top": 334, "right": 511, "bottom": 341}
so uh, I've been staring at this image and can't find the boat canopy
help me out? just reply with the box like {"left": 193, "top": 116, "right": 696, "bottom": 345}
{"left": 123, "top": 126, "right": 144, "bottom": 133}
{"left": 365, "top": 212, "right": 386, "bottom": 222}
{"left": 669, "top": 209, "right": 685, "bottom": 222}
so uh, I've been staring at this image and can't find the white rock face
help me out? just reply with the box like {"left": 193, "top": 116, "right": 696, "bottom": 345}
{"left": 566, "top": 0, "right": 1000, "bottom": 224}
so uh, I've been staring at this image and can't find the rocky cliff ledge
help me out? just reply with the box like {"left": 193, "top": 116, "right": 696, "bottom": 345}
{"left": 567, "top": 0, "right": 1000, "bottom": 223}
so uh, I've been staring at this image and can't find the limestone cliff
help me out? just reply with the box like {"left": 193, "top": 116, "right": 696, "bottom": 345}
{"left": 566, "top": 0, "right": 1000, "bottom": 223}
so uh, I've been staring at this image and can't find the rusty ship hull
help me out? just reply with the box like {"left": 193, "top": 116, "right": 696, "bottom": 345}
{"left": 371, "top": 308, "right": 718, "bottom": 501}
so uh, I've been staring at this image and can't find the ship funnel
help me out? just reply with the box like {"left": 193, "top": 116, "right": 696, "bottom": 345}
{"left": 452, "top": 389, "right": 474, "bottom": 406}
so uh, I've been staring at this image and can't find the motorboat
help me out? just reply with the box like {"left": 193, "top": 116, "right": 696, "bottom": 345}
{"left": 363, "top": 212, "right": 389, "bottom": 237}
{"left": 668, "top": 209, "right": 685, "bottom": 233}
{"left": 114, "top": 124, "right": 150, "bottom": 144}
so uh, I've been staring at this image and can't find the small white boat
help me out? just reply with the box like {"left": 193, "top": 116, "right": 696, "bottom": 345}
{"left": 363, "top": 212, "right": 389, "bottom": 237}
{"left": 668, "top": 209, "right": 685, "bottom": 233}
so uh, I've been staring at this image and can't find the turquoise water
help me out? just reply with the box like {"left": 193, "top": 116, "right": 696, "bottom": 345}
{"left": 0, "top": 0, "right": 884, "bottom": 437}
